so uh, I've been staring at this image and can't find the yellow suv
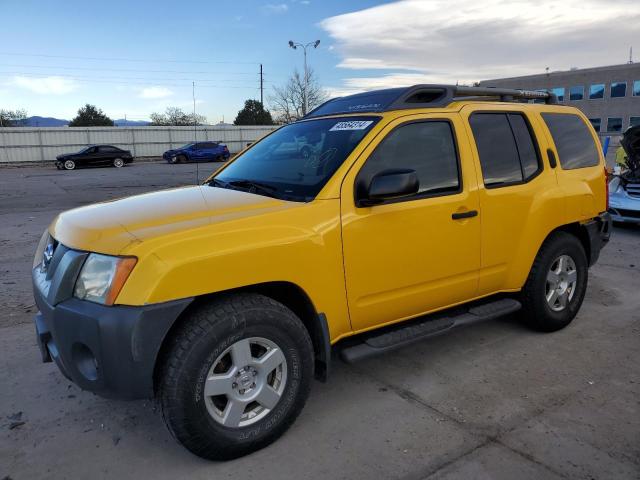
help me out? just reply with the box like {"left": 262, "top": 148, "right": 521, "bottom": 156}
{"left": 32, "top": 85, "right": 611, "bottom": 459}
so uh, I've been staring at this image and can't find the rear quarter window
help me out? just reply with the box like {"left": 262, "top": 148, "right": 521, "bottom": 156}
{"left": 541, "top": 113, "right": 600, "bottom": 169}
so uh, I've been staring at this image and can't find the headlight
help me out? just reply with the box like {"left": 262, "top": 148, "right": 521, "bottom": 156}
{"left": 33, "top": 230, "right": 51, "bottom": 269}
{"left": 74, "top": 254, "right": 137, "bottom": 305}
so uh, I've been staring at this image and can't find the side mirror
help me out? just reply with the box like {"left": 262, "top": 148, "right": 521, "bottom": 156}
{"left": 357, "top": 169, "right": 419, "bottom": 207}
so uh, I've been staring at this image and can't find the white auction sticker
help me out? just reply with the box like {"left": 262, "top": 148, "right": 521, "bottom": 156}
{"left": 329, "top": 120, "right": 373, "bottom": 131}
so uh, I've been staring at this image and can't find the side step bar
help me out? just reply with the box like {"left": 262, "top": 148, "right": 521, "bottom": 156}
{"left": 340, "top": 298, "right": 521, "bottom": 363}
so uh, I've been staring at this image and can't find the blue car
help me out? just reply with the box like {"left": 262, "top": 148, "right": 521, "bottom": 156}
{"left": 163, "top": 141, "right": 230, "bottom": 164}
{"left": 608, "top": 125, "right": 640, "bottom": 224}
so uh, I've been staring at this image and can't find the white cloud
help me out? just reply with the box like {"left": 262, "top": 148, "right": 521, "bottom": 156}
{"left": 321, "top": 0, "right": 639, "bottom": 92}
{"left": 263, "top": 3, "right": 288, "bottom": 14}
{"left": 11, "top": 76, "right": 77, "bottom": 95}
{"left": 139, "top": 86, "right": 173, "bottom": 99}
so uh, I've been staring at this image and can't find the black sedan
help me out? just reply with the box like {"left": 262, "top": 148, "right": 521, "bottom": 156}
{"left": 55, "top": 145, "right": 134, "bottom": 170}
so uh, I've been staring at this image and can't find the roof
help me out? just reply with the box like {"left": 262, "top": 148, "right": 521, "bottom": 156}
{"left": 305, "top": 84, "right": 557, "bottom": 119}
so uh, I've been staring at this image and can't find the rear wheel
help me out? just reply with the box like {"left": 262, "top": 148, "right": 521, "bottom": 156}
{"left": 63, "top": 160, "right": 76, "bottom": 170}
{"left": 113, "top": 158, "right": 124, "bottom": 168}
{"left": 521, "top": 232, "right": 588, "bottom": 332}
{"left": 159, "top": 293, "right": 314, "bottom": 460}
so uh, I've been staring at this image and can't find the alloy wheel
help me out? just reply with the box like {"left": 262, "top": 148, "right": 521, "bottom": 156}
{"left": 204, "top": 337, "right": 287, "bottom": 428}
{"left": 545, "top": 254, "right": 577, "bottom": 312}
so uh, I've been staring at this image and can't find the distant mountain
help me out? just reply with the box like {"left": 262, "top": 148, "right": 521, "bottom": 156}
{"left": 19, "top": 116, "right": 151, "bottom": 127}
{"left": 23, "top": 116, "right": 69, "bottom": 127}
{"left": 114, "top": 119, "right": 151, "bottom": 126}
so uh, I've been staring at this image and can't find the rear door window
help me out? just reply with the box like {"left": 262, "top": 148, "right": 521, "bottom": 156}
{"left": 469, "top": 113, "right": 541, "bottom": 187}
{"left": 541, "top": 113, "right": 599, "bottom": 169}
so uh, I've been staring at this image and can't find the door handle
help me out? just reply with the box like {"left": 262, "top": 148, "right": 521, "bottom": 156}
{"left": 452, "top": 210, "right": 478, "bottom": 220}
{"left": 547, "top": 148, "right": 557, "bottom": 168}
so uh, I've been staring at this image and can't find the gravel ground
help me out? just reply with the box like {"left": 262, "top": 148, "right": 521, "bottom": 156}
{"left": 1, "top": 162, "right": 639, "bottom": 479}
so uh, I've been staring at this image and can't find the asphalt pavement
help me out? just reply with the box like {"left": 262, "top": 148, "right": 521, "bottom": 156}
{"left": 1, "top": 162, "right": 639, "bottom": 479}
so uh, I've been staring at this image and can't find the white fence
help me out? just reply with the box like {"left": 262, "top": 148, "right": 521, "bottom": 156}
{"left": 0, "top": 125, "right": 278, "bottom": 163}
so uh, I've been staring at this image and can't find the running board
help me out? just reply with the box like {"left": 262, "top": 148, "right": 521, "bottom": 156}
{"left": 340, "top": 298, "right": 521, "bottom": 363}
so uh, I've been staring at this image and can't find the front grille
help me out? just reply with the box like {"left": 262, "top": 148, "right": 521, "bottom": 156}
{"left": 625, "top": 183, "right": 640, "bottom": 198}
{"left": 617, "top": 208, "right": 640, "bottom": 219}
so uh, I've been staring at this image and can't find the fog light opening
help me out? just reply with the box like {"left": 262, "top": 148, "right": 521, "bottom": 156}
{"left": 72, "top": 343, "right": 98, "bottom": 381}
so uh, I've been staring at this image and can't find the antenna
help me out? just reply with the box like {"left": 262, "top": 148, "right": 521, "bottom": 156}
{"left": 193, "top": 81, "right": 198, "bottom": 185}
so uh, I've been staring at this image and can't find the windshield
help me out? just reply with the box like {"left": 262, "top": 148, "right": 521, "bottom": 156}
{"left": 179, "top": 143, "right": 194, "bottom": 149}
{"left": 78, "top": 146, "right": 93, "bottom": 154}
{"left": 211, "top": 116, "right": 379, "bottom": 202}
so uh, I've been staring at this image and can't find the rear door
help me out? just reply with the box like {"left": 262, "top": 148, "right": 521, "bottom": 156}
{"left": 460, "top": 105, "right": 562, "bottom": 294}
{"left": 340, "top": 113, "right": 481, "bottom": 332}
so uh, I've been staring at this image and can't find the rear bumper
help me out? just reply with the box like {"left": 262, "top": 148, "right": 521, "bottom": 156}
{"left": 34, "top": 283, "right": 192, "bottom": 399}
{"left": 583, "top": 212, "right": 612, "bottom": 266}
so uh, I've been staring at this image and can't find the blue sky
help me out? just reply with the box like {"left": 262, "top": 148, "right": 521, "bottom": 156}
{"left": 0, "top": 0, "right": 637, "bottom": 122}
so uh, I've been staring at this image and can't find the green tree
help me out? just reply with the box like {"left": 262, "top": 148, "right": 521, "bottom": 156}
{"left": 69, "top": 104, "right": 114, "bottom": 127}
{"left": 233, "top": 100, "right": 274, "bottom": 126}
{"left": 0, "top": 109, "right": 28, "bottom": 127}
{"left": 150, "top": 107, "right": 206, "bottom": 126}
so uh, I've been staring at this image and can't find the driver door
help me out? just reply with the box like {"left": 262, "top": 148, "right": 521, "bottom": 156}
{"left": 340, "top": 113, "right": 481, "bottom": 332}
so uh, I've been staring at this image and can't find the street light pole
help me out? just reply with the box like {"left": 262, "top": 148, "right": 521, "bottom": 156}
{"left": 288, "top": 39, "right": 320, "bottom": 116}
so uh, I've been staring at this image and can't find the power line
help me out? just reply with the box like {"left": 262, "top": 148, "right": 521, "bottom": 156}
{"left": 0, "top": 51, "right": 259, "bottom": 65}
{"left": 0, "top": 63, "right": 283, "bottom": 77}
{"left": 0, "top": 72, "right": 273, "bottom": 88}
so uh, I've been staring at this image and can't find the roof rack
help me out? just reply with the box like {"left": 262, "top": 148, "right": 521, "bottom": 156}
{"left": 305, "top": 84, "right": 557, "bottom": 118}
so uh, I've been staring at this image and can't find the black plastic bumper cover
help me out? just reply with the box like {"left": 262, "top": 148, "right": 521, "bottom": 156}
{"left": 583, "top": 212, "right": 612, "bottom": 266}
{"left": 34, "top": 288, "right": 193, "bottom": 400}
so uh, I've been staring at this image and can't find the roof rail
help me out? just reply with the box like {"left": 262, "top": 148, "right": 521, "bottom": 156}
{"left": 453, "top": 86, "right": 557, "bottom": 104}
{"left": 304, "top": 84, "right": 557, "bottom": 118}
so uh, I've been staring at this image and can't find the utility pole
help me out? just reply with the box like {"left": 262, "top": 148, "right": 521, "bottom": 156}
{"left": 259, "top": 64, "right": 264, "bottom": 106}
{"left": 288, "top": 40, "right": 320, "bottom": 116}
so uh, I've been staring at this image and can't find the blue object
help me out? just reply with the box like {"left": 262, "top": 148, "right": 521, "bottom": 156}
{"left": 602, "top": 136, "right": 610, "bottom": 156}
{"left": 163, "top": 141, "right": 230, "bottom": 163}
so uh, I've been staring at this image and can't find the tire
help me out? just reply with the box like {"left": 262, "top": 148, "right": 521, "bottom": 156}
{"left": 521, "top": 232, "right": 588, "bottom": 332}
{"left": 113, "top": 158, "right": 124, "bottom": 168}
{"left": 63, "top": 160, "right": 76, "bottom": 170}
{"left": 158, "top": 293, "right": 314, "bottom": 460}
{"left": 177, "top": 154, "right": 187, "bottom": 164}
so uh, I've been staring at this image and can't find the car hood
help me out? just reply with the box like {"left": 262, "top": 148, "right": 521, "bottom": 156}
{"left": 621, "top": 125, "right": 640, "bottom": 162}
{"left": 49, "top": 186, "right": 293, "bottom": 255}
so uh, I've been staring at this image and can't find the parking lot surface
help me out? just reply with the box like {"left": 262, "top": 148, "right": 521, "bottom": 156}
{"left": 1, "top": 162, "right": 639, "bottom": 479}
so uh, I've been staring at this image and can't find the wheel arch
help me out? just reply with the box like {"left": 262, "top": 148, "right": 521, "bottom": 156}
{"left": 153, "top": 281, "right": 330, "bottom": 395}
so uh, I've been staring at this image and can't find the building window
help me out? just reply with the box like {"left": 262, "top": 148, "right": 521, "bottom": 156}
{"left": 589, "top": 84, "right": 605, "bottom": 99}
{"left": 610, "top": 82, "right": 626, "bottom": 98}
{"left": 607, "top": 117, "right": 623, "bottom": 132}
{"left": 551, "top": 87, "right": 565, "bottom": 102}
{"left": 588, "top": 118, "right": 601, "bottom": 132}
{"left": 630, "top": 117, "right": 640, "bottom": 127}
{"left": 634, "top": 80, "right": 640, "bottom": 96}
{"left": 569, "top": 86, "right": 584, "bottom": 100}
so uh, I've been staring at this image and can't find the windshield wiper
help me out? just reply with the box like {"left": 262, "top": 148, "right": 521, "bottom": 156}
{"left": 209, "top": 178, "right": 282, "bottom": 199}
{"left": 228, "top": 180, "right": 279, "bottom": 197}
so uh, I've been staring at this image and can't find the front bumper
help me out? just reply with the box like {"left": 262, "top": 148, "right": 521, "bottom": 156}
{"left": 608, "top": 189, "right": 640, "bottom": 224}
{"left": 32, "top": 243, "right": 192, "bottom": 399}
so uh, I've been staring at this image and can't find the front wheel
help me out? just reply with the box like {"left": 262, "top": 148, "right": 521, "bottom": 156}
{"left": 521, "top": 232, "right": 588, "bottom": 332}
{"left": 159, "top": 293, "right": 314, "bottom": 460}
{"left": 63, "top": 160, "right": 76, "bottom": 170}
